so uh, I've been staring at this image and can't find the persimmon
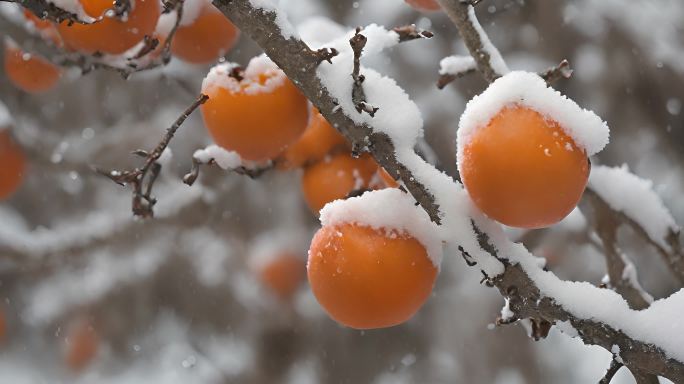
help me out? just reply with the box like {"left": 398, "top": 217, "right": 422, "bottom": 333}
{"left": 258, "top": 253, "right": 305, "bottom": 301}
{"left": 405, "top": 0, "right": 441, "bottom": 12}
{"left": 171, "top": 2, "right": 240, "bottom": 64}
{"left": 64, "top": 319, "right": 99, "bottom": 372}
{"left": 301, "top": 153, "right": 395, "bottom": 214}
{"left": 459, "top": 106, "right": 589, "bottom": 228}
{"left": 308, "top": 223, "right": 437, "bottom": 329}
{"left": 4, "top": 43, "right": 61, "bottom": 94}
{"left": 278, "top": 107, "right": 348, "bottom": 169}
{"left": 0, "top": 130, "right": 26, "bottom": 200}
{"left": 56, "top": 0, "right": 160, "bottom": 54}
{"left": 200, "top": 57, "right": 309, "bottom": 161}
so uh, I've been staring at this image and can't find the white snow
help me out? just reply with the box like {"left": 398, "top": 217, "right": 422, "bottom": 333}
{"left": 495, "top": 236, "right": 684, "bottom": 363}
{"left": 457, "top": 71, "right": 610, "bottom": 167}
{"left": 49, "top": 0, "right": 92, "bottom": 22}
{"left": 316, "top": 24, "right": 425, "bottom": 149}
{"left": 178, "top": 0, "right": 210, "bottom": 26}
{"left": 466, "top": 5, "right": 509, "bottom": 75}
{"left": 248, "top": 0, "right": 298, "bottom": 39}
{"left": 500, "top": 298, "right": 514, "bottom": 321}
{"left": 297, "top": 16, "right": 347, "bottom": 49}
{"left": 439, "top": 55, "right": 476, "bottom": 76}
{"left": 202, "top": 55, "right": 286, "bottom": 96}
{"left": 193, "top": 145, "right": 242, "bottom": 169}
{"left": 319, "top": 188, "right": 443, "bottom": 266}
{"left": 589, "top": 164, "right": 678, "bottom": 249}
{"left": 192, "top": 144, "right": 265, "bottom": 170}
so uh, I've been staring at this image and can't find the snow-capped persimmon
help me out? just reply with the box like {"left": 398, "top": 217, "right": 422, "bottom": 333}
{"left": 308, "top": 223, "right": 437, "bottom": 329}
{"left": 4, "top": 43, "right": 61, "bottom": 94}
{"left": 57, "top": 0, "right": 160, "bottom": 54}
{"left": 405, "top": 0, "right": 441, "bottom": 12}
{"left": 258, "top": 253, "right": 305, "bottom": 301}
{"left": 171, "top": 3, "right": 240, "bottom": 64}
{"left": 64, "top": 319, "right": 99, "bottom": 372}
{"left": 278, "top": 107, "right": 349, "bottom": 170}
{"left": 301, "top": 153, "right": 395, "bottom": 214}
{"left": 0, "top": 130, "right": 26, "bottom": 200}
{"left": 200, "top": 58, "right": 309, "bottom": 161}
{"left": 460, "top": 106, "right": 590, "bottom": 229}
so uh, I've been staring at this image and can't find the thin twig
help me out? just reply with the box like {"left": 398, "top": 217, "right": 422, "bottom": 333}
{"left": 350, "top": 28, "right": 378, "bottom": 117}
{"left": 96, "top": 94, "right": 209, "bottom": 218}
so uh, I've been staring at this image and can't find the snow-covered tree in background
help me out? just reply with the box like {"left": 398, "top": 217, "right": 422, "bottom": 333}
{"left": 0, "top": 0, "right": 683, "bottom": 382}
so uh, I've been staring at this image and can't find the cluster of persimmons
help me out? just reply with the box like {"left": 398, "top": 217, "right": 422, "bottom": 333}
{"left": 4, "top": 0, "right": 240, "bottom": 93}
{"left": 1, "top": 0, "right": 592, "bottom": 363}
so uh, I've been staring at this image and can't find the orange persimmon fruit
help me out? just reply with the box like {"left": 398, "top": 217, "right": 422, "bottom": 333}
{"left": 4, "top": 43, "right": 61, "bottom": 93}
{"left": 57, "top": 0, "right": 160, "bottom": 54}
{"left": 405, "top": 0, "right": 441, "bottom": 12}
{"left": 459, "top": 106, "right": 590, "bottom": 229}
{"left": 64, "top": 319, "right": 99, "bottom": 372}
{"left": 200, "top": 58, "right": 309, "bottom": 161}
{"left": 0, "top": 130, "right": 26, "bottom": 200}
{"left": 277, "top": 107, "right": 348, "bottom": 169}
{"left": 258, "top": 253, "right": 305, "bottom": 301}
{"left": 308, "top": 223, "right": 437, "bottom": 329}
{"left": 301, "top": 153, "right": 395, "bottom": 214}
{"left": 171, "top": 3, "right": 240, "bottom": 64}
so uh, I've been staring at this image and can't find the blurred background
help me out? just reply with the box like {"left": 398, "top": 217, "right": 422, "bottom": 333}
{"left": 0, "top": 0, "right": 682, "bottom": 382}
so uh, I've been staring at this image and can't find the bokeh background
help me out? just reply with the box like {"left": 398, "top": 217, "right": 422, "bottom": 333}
{"left": 0, "top": 0, "right": 682, "bottom": 382}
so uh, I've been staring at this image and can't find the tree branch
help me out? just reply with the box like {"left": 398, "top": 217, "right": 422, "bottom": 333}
{"left": 95, "top": 94, "right": 208, "bottom": 218}
{"left": 436, "top": 0, "right": 507, "bottom": 82}
{"left": 583, "top": 190, "right": 653, "bottom": 310}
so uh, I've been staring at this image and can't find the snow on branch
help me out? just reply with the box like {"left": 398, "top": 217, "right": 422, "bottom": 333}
{"left": 436, "top": 0, "right": 508, "bottom": 82}
{"left": 183, "top": 145, "right": 273, "bottom": 186}
{"left": 588, "top": 165, "right": 684, "bottom": 283}
{"left": 210, "top": 1, "right": 684, "bottom": 381}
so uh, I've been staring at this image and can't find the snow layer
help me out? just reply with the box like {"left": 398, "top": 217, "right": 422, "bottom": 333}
{"left": 466, "top": 5, "right": 509, "bottom": 75}
{"left": 297, "top": 16, "right": 347, "bottom": 49}
{"left": 319, "top": 188, "right": 443, "bottom": 266}
{"left": 202, "top": 55, "right": 286, "bottom": 96}
{"left": 317, "top": 24, "right": 424, "bottom": 149}
{"left": 249, "top": 0, "right": 297, "bottom": 39}
{"left": 457, "top": 71, "right": 610, "bottom": 167}
{"left": 498, "top": 236, "right": 684, "bottom": 362}
{"left": 192, "top": 144, "right": 264, "bottom": 170}
{"left": 589, "top": 164, "right": 678, "bottom": 249}
{"left": 439, "top": 55, "right": 476, "bottom": 75}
